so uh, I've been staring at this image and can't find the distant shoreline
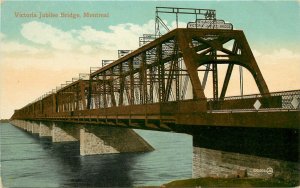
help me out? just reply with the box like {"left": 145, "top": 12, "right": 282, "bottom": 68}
{"left": 0, "top": 119, "right": 10, "bottom": 123}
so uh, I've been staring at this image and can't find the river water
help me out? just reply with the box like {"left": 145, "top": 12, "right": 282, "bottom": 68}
{"left": 0, "top": 123, "right": 192, "bottom": 187}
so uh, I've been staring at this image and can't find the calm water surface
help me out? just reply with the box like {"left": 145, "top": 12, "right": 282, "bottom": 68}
{"left": 0, "top": 123, "right": 192, "bottom": 187}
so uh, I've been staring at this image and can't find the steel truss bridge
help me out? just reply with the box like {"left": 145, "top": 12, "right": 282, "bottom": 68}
{"left": 11, "top": 27, "right": 300, "bottom": 133}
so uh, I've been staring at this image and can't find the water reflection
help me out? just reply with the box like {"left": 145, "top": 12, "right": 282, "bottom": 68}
{"left": 1, "top": 123, "right": 192, "bottom": 187}
{"left": 75, "top": 154, "right": 135, "bottom": 187}
{"left": 16, "top": 130, "right": 135, "bottom": 187}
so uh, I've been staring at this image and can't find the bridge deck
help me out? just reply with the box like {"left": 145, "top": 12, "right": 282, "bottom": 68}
{"left": 21, "top": 96, "right": 300, "bottom": 133}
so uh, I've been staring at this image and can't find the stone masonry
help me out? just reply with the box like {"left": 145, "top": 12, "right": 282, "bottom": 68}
{"left": 52, "top": 123, "right": 78, "bottom": 143}
{"left": 80, "top": 126, "right": 154, "bottom": 156}
{"left": 11, "top": 120, "right": 154, "bottom": 156}
{"left": 39, "top": 122, "right": 52, "bottom": 137}
{"left": 193, "top": 147, "right": 299, "bottom": 181}
{"left": 31, "top": 121, "right": 40, "bottom": 134}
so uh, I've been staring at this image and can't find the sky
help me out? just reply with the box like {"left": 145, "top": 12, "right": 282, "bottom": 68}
{"left": 0, "top": 1, "right": 299, "bottom": 119}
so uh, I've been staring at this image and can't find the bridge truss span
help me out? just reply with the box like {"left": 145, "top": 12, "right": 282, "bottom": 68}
{"left": 11, "top": 28, "right": 300, "bottom": 131}
{"left": 88, "top": 28, "right": 270, "bottom": 107}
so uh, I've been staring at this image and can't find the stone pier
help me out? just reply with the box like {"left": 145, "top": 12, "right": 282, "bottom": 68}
{"left": 10, "top": 120, "right": 154, "bottom": 156}
{"left": 31, "top": 121, "right": 40, "bottom": 134}
{"left": 39, "top": 122, "right": 52, "bottom": 137}
{"left": 192, "top": 127, "right": 300, "bottom": 182}
{"left": 80, "top": 126, "right": 154, "bottom": 156}
{"left": 12, "top": 120, "right": 28, "bottom": 131}
{"left": 10, "top": 120, "right": 24, "bottom": 129}
{"left": 51, "top": 123, "right": 79, "bottom": 143}
{"left": 193, "top": 147, "right": 299, "bottom": 180}
{"left": 26, "top": 121, "right": 31, "bottom": 132}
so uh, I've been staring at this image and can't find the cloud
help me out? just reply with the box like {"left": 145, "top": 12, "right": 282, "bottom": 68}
{"left": 80, "top": 45, "right": 93, "bottom": 54}
{"left": 255, "top": 48, "right": 300, "bottom": 64}
{"left": 19, "top": 20, "right": 156, "bottom": 53}
{"left": 1, "top": 41, "right": 41, "bottom": 55}
{"left": 76, "top": 20, "right": 155, "bottom": 50}
{"left": 0, "top": 32, "right": 42, "bottom": 55}
{"left": 21, "top": 21, "right": 77, "bottom": 50}
{"left": 75, "top": 19, "right": 188, "bottom": 50}
{"left": 1, "top": 19, "right": 158, "bottom": 77}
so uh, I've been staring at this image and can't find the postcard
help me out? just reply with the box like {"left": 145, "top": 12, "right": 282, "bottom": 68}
{"left": 0, "top": 1, "right": 299, "bottom": 187}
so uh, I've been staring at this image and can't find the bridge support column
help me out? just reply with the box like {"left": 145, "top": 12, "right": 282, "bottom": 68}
{"left": 19, "top": 120, "right": 26, "bottom": 130}
{"left": 12, "top": 120, "right": 20, "bottom": 129}
{"left": 79, "top": 126, "right": 154, "bottom": 156}
{"left": 192, "top": 127, "right": 299, "bottom": 182}
{"left": 26, "top": 121, "right": 32, "bottom": 132}
{"left": 51, "top": 123, "right": 79, "bottom": 143}
{"left": 31, "top": 121, "right": 40, "bottom": 134}
{"left": 193, "top": 146, "right": 299, "bottom": 181}
{"left": 39, "top": 122, "right": 52, "bottom": 137}
{"left": 12, "top": 120, "right": 32, "bottom": 132}
{"left": 10, "top": 120, "right": 24, "bottom": 129}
